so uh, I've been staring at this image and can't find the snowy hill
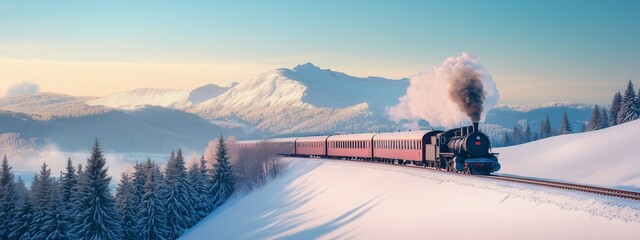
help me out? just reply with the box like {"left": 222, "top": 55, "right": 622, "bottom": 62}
{"left": 0, "top": 107, "right": 247, "bottom": 154}
{"left": 182, "top": 158, "right": 640, "bottom": 240}
{"left": 87, "top": 83, "right": 237, "bottom": 109}
{"left": 0, "top": 92, "right": 109, "bottom": 119}
{"left": 188, "top": 63, "right": 409, "bottom": 135}
{"left": 498, "top": 119, "right": 640, "bottom": 191}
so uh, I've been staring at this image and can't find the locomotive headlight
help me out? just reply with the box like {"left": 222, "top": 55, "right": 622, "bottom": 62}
{"left": 476, "top": 136, "right": 480, "bottom": 140}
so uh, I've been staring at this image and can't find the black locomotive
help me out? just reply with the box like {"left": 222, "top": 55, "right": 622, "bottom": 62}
{"left": 436, "top": 123, "right": 500, "bottom": 174}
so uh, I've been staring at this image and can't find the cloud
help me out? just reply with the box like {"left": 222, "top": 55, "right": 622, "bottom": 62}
{"left": 1, "top": 80, "right": 40, "bottom": 97}
{"left": 387, "top": 53, "right": 500, "bottom": 128}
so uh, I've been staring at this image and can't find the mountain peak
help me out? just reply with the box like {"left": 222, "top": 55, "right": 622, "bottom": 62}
{"left": 293, "top": 62, "right": 323, "bottom": 72}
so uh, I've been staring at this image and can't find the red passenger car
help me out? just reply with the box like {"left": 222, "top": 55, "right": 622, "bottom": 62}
{"left": 326, "top": 133, "right": 377, "bottom": 159}
{"left": 372, "top": 130, "right": 442, "bottom": 164}
{"left": 295, "top": 136, "right": 329, "bottom": 157}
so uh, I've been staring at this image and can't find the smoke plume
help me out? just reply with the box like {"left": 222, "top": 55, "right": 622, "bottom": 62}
{"left": 448, "top": 66, "right": 485, "bottom": 122}
{"left": 387, "top": 53, "right": 499, "bottom": 128}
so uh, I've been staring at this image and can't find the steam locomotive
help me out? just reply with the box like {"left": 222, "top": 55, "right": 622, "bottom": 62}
{"left": 238, "top": 122, "right": 500, "bottom": 175}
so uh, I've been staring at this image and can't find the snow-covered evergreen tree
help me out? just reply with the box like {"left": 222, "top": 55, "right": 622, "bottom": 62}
{"left": 618, "top": 80, "right": 639, "bottom": 124}
{"left": 162, "top": 149, "right": 197, "bottom": 239}
{"left": 560, "top": 112, "right": 572, "bottom": 134}
{"left": 209, "top": 135, "right": 236, "bottom": 209}
{"left": 637, "top": 87, "right": 640, "bottom": 116}
{"left": 136, "top": 160, "right": 168, "bottom": 240}
{"left": 9, "top": 191, "right": 32, "bottom": 240}
{"left": 539, "top": 116, "right": 553, "bottom": 138}
{"left": 43, "top": 192, "right": 73, "bottom": 240}
{"left": 501, "top": 131, "right": 511, "bottom": 146}
{"left": 511, "top": 124, "right": 523, "bottom": 145}
{"left": 188, "top": 156, "right": 211, "bottom": 220}
{"left": 9, "top": 177, "right": 33, "bottom": 239}
{"left": 60, "top": 158, "right": 78, "bottom": 237}
{"left": 61, "top": 158, "right": 77, "bottom": 205}
{"left": 609, "top": 91, "right": 622, "bottom": 126}
{"left": 588, "top": 105, "right": 602, "bottom": 131}
{"left": 523, "top": 123, "right": 532, "bottom": 143}
{"left": 75, "top": 140, "right": 122, "bottom": 239}
{"left": 30, "top": 162, "right": 56, "bottom": 240}
{"left": 116, "top": 173, "right": 138, "bottom": 240}
{"left": 71, "top": 163, "right": 85, "bottom": 233}
{"left": 0, "top": 155, "right": 17, "bottom": 240}
{"left": 600, "top": 107, "right": 609, "bottom": 129}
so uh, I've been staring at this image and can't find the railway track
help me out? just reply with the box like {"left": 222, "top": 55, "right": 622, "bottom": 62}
{"left": 305, "top": 157, "right": 640, "bottom": 201}
{"left": 480, "top": 174, "right": 640, "bottom": 201}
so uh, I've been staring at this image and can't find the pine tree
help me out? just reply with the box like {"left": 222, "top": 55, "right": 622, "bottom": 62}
{"left": 523, "top": 123, "right": 532, "bottom": 143}
{"left": 44, "top": 191, "right": 72, "bottom": 240}
{"left": 209, "top": 135, "right": 236, "bottom": 209}
{"left": 61, "top": 158, "right": 77, "bottom": 204}
{"left": 501, "top": 131, "right": 511, "bottom": 146}
{"left": 618, "top": 80, "right": 639, "bottom": 124}
{"left": 188, "top": 156, "right": 211, "bottom": 220}
{"left": 512, "top": 124, "right": 523, "bottom": 145}
{"left": 581, "top": 122, "right": 587, "bottom": 132}
{"left": 1, "top": 155, "right": 17, "bottom": 240}
{"left": 30, "top": 162, "right": 56, "bottom": 240}
{"left": 539, "top": 116, "right": 553, "bottom": 138}
{"left": 637, "top": 87, "right": 640, "bottom": 116}
{"left": 75, "top": 140, "right": 122, "bottom": 239}
{"left": 600, "top": 107, "right": 609, "bottom": 129}
{"left": 588, "top": 105, "right": 602, "bottom": 131}
{"left": 136, "top": 161, "right": 168, "bottom": 240}
{"left": 560, "top": 112, "right": 572, "bottom": 134}
{"left": 72, "top": 163, "right": 85, "bottom": 232}
{"left": 609, "top": 91, "right": 622, "bottom": 126}
{"left": 162, "top": 149, "right": 197, "bottom": 239}
{"left": 116, "top": 173, "right": 138, "bottom": 240}
{"left": 60, "top": 158, "right": 78, "bottom": 238}
{"left": 9, "top": 192, "right": 32, "bottom": 240}
{"left": 132, "top": 162, "right": 146, "bottom": 203}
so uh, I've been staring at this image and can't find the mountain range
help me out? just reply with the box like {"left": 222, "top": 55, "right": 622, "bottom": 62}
{"left": 0, "top": 63, "right": 594, "bottom": 155}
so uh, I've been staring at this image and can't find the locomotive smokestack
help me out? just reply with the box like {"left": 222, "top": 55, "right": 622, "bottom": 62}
{"left": 473, "top": 122, "right": 479, "bottom": 133}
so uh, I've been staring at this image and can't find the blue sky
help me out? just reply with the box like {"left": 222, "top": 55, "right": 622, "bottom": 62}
{"left": 0, "top": 0, "right": 639, "bottom": 104}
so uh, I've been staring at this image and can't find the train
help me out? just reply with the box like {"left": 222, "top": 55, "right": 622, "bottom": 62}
{"left": 238, "top": 122, "right": 500, "bottom": 175}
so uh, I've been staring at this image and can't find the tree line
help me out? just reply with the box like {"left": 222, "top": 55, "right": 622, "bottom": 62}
{"left": 0, "top": 135, "right": 284, "bottom": 240}
{"left": 500, "top": 80, "right": 639, "bottom": 146}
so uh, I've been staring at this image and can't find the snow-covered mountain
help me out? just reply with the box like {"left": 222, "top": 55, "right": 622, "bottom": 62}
{"left": 188, "top": 63, "right": 409, "bottom": 135}
{"left": 87, "top": 82, "right": 238, "bottom": 109}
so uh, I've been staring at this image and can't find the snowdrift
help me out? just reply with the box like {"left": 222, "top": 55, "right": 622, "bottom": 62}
{"left": 498, "top": 119, "right": 640, "bottom": 191}
{"left": 181, "top": 158, "right": 640, "bottom": 240}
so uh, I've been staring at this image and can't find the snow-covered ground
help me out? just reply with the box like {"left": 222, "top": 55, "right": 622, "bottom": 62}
{"left": 181, "top": 158, "right": 640, "bottom": 240}
{"left": 498, "top": 119, "right": 640, "bottom": 191}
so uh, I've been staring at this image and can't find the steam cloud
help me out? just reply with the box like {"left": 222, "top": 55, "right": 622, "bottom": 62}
{"left": 388, "top": 53, "right": 499, "bottom": 128}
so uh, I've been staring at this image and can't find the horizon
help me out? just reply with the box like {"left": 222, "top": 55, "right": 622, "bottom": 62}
{"left": 1, "top": 1, "right": 639, "bottom": 105}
